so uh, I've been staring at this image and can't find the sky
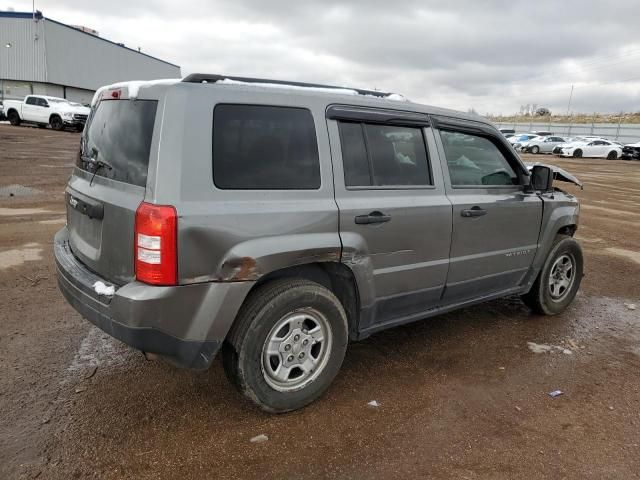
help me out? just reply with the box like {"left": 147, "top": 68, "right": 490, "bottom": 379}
{"left": 7, "top": 0, "right": 640, "bottom": 115}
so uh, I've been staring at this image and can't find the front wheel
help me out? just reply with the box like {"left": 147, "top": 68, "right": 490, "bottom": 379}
{"left": 222, "top": 278, "right": 348, "bottom": 413}
{"left": 50, "top": 115, "right": 63, "bottom": 131}
{"left": 531, "top": 145, "right": 540, "bottom": 154}
{"left": 573, "top": 149, "right": 583, "bottom": 158}
{"left": 521, "top": 235, "right": 583, "bottom": 315}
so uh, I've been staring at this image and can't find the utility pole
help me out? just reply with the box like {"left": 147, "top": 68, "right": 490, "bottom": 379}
{"left": 566, "top": 85, "right": 574, "bottom": 117}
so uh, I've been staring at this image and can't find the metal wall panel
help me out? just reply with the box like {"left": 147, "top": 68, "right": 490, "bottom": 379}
{"left": 43, "top": 20, "right": 180, "bottom": 90}
{"left": 494, "top": 121, "right": 640, "bottom": 143}
{"left": 0, "top": 17, "right": 47, "bottom": 82}
{"left": 64, "top": 86, "right": 94, "bottom": 105}
{"left": 1, "top": 15, "right": 180, "bottom": 95}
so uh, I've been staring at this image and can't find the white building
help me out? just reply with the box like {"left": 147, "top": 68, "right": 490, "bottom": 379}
{"left": 0, "top": 10, "right": 180, "bottom": 105}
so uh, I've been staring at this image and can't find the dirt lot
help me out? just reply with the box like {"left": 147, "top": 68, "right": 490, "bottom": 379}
{"left": 1, "top": 123, "right": 639, "bottom": 479}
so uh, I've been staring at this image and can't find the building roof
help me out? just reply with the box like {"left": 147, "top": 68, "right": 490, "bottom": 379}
{"left": 0, "top": 10, "right": 179, "bottom": 68}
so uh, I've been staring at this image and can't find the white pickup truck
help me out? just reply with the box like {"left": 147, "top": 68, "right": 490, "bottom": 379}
{"left": 4, "top": 95, "right": 91, "bottom": 131}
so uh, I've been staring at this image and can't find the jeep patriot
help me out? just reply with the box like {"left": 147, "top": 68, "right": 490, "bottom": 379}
{"left": 55, "top": 74, "right": 583, "bottom": 412}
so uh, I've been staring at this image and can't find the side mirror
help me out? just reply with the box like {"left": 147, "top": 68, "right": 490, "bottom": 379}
{"left": 531, "top": 165, "right": 553, "bottom": 191}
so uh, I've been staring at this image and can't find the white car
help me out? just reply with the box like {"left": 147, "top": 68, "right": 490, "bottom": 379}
{"left": 559, "top": 139, "right": 623, "bottom": 159}
{"left": 4, "top": 95, "right": 90, "bottom": 131}
{"left": 521, "top": 136, "right": 567, "bottom": 154}
{"left": 552, "top": 136, "right": 604, "bottom": 155}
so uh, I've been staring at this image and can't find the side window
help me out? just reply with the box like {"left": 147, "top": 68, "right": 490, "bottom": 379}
{"left": 37, "top": 98, "right": 48, "bottom": 107}
{"left": 338, "top": 121, "right": 431, "bottom": 187}
{"left": 213, "top": 105, "right": 320, "bottom": 190}
{"left": 25, "top": 96, "right": 37, "bottom": 105}
{"left": 439, "top": 130, "right": 519, "bottom": 187}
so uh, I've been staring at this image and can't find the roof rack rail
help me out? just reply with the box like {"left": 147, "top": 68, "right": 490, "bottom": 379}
{"left": 181, "top": 73, "right": 393, "bottom": 98}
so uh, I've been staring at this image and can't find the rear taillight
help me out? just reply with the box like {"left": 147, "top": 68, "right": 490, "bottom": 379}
{"left": 134, "top": 202, "right": 177, "bottom": 285}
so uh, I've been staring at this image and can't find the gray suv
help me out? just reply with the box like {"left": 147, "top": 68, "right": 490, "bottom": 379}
{"left": 55, "top": 74, "right": 583, "bottom": 412}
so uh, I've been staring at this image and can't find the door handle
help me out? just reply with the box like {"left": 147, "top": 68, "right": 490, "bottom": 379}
{"left": 461, "top": 206, "right": 487, "bottom": 218}
{"left": 355, "top": 211, "right": 391, "bottom": 225}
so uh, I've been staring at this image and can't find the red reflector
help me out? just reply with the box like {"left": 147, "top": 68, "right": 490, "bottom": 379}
{"left": 102, "top": 89, "right": 121, "bottom": 100}
{"left": 134, "top": 202, "right": 177, "bottom": 286}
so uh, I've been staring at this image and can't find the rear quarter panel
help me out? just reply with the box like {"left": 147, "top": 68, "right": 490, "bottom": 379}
{"left": 150, "top": 84, "right": 341, "bottom": 284}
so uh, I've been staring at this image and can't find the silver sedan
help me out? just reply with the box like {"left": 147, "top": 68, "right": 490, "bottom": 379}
{"left": 521, "top": 136, "right": 567, "bottom": 154}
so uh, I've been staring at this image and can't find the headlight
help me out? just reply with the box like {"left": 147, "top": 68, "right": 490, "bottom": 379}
{"left": 63, "top": 112, "right": 73, "bottom": 118}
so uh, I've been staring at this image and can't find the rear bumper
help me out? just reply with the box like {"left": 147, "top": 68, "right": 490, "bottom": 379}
{"left": 54, "top": 227, "right": 254, "bottom": 369}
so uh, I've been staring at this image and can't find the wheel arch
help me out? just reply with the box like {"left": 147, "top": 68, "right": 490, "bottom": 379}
{"left": 49, "top": 113, "right": 62, "bottom": 123}
{"left": 248, "top": 262, "right": 361, "bottom": 340}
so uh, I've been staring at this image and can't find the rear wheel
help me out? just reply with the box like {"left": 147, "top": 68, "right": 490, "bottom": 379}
{"left": 50, "top": 115, "right": 63, "bottom": 131}
{"left": 8, "top": 110, "right": 20, "bottom": 126}
{"left": 531, "top": 145, "right": 540, "bottom": 154}
{"left": 521, "top": 235, "right": 583, "bottom": 315}
{"left": 222, "top": 278, "right": 349, "bottom": 413}
{"left": 573, "top": 149, "right": 583, "bottom": 158}
{"left": 607, "top": 150, "right": 617, "bottom": 160}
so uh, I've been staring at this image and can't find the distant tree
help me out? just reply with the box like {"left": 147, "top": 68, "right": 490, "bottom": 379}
{"left": 535, "top": 107, "right": 551, "bottom": 116}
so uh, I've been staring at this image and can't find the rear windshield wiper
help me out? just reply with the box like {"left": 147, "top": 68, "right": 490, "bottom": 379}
{"left": 81, "top": 147, "right": 113, "bottom": 185}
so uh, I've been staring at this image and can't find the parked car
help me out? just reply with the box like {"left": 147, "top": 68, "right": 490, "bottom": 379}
{"left": 531, "top": 130, "right": 553, "bottom": 136}
{"left": 54, "top": 74, "right": 583, "bottom": 412}
{"left": 4, "top": 95, "right": 90, "bottom": 131}
{"left": 552, "top": 136, "right": 604, "bottom": 155}
{"left": 0, "top": 100, "right": 5, "bottom": 121}
{"left": 621, "top": 141, "right": 640, "bottom": 161}
{"left": 559, "top": 139, "right": 623, "bottom": 159}
{"left": 521, "top": 136, "right": 567, "bottom": 154}
{"left": 508, "top": 133, "right": 540, "bottom": 148}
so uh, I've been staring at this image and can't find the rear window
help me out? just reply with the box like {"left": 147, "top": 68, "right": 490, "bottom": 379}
{"left": 213, "top": 104, "right": 320, "bottom": 190}
{"left": 77, "top": 100, "right": 158, "bottom": 187}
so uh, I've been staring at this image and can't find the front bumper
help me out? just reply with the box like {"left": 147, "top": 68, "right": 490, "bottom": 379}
{"left": 54, "top": 228, "right": 253, "bottom": 369}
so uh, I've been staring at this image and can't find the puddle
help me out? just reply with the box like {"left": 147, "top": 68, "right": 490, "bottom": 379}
{"left": 605, "top": 247, "right": 640, "bottom": 265}
{"left": 0, "top": 207, "right": 53, "bottom": 216}
{"left": 0, "top": 184, "right": 43, "bottom": 198}
{"left": 39, "top": 164, "right": 75, "bottom": 169}
{"left": 0, "top": 243, "right": 43, "bottom": 269}
{"left": 39, "top": 217, "right": 66, "bottom": 225}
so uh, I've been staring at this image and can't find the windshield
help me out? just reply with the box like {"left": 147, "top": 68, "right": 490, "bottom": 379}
{"left": 77, "top": 100, "right": 158, "bottom": 187}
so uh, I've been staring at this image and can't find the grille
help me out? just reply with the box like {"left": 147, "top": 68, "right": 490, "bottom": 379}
{"left": 73, "top": 114, "right": 88, "bottom": 121}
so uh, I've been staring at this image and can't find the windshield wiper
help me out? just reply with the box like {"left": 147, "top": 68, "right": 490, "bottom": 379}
{"left": 82, "top": 147, "right": 113, "bottom": 186}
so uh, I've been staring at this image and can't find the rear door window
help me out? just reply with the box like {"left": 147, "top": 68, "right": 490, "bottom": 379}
{"left": 213, "top": 105, "right": 320, "bottom": 190}
{"left": 77, "top": 100, "right": 158, "bottom": 187}
{"left": 338, "top": 121, "right": 431, "bottom": 187}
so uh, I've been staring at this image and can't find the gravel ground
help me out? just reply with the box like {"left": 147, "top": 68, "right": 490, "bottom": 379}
{"left": 0, "top": 123, "right": 639, "bottom": 479}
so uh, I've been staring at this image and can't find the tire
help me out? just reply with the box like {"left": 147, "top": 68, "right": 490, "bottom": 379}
{"left": 222, "top": 278, "right": 349, "bottom": 413}
{"left": 521, "top": 235, "right": 583, "bottom": 315}
{"left": 531, "top": 145, "right": 540, "bottom": 154}
{"left": 607, "top": 151, "right": 617, "bottom": 160}
{"left": 573, "top": 149, "right": 583, "bottom": 158}
{"left": 50, "top": 115, "right": 63, "bottom": 131}
{"left": 8, "top": 110, "right": 21, "bottom": 126}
